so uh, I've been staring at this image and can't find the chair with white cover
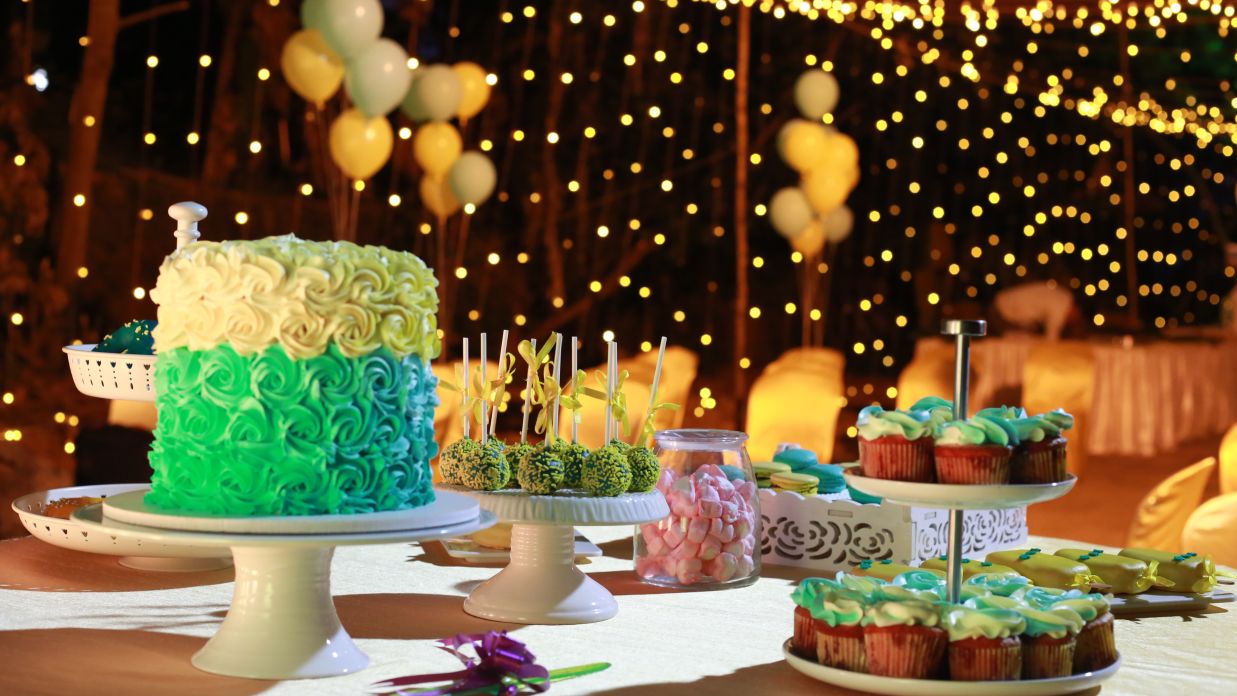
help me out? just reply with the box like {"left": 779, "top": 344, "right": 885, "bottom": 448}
{"left": 1023, "top": 341, "right": 1094, "bottom": 476}
{"left": 107, "top": 400, "right": 157, "bottom": 431}
{"left": 1182, "top": 493, "right": 1237, "bottom": 568}
{"left": 896, "top": 339, "right": 956, "bottom": 411}
{"left": 745, "top": 347, "right": 845, "bottom": 463}
{"left": 1127, "top": 457, "right": 1217, "bottom": 550}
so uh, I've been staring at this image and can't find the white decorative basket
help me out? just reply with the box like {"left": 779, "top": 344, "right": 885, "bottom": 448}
{"left": 63, "top": 344, "right": 157, "bottom": 402}
{"left": 758, "top": 489, "right": 1027, "bottom": 571}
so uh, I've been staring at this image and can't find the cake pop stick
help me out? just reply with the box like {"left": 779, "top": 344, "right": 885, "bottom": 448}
{"left": 639, "top": 337, "right": 668, "bottom": 446}
{"left": 521, "top": 339, "right": 537, "bottom": 445}
{"left": 552, "top": 332, "right": 563, "bottom": 439}
{"left": 490, "top": 330, "right": 509, "bottom": 439}
{"left": 480, "top": 333, "right": 488, "bottom": 445}
{"left": 462, "top": 337, "right": 470, "bottom": 439}
{"left": 571, "top": 336, "right": 579, "bottom": 444}
{"left": 604, "top": 341, "right": 615, "bottom": 443}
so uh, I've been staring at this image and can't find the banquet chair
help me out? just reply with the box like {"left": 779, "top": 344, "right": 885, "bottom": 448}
{"left": 895, "top": 340, "right": 955, "bottom": 411}
{"left": 745, "top": 347, "right": 845, "bottom": 462}
{"left": 1127, "top": 457, "right": 1217, "bottom": 550}
{"left": 1182, "top": 493, "right": 1237, "bottom": 567}
{"left": 107, "top": 400, "right": 157, "bottom": 432}
{"left": 1023, "top": 341, "right": 1094, "bottom": 476}
{"left": 1219, "top": 423, "right": 1237, "bottom": 494}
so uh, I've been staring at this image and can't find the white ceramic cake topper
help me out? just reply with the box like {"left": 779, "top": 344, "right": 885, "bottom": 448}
{"left": 168, "top": 201, "right": 208, "bottom": 249}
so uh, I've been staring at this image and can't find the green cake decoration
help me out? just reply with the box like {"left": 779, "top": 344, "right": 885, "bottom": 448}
{"left": 94, "top": 319, "right": 157, "bottom": 355}
{"left": 518, "top": 449, "right": 565, "bottom": 494}
{"left": 582, "top": 444, "right": 633, "bottom": 497}
{"left": 626, "top": 446, "right": 660, "bottom": 493}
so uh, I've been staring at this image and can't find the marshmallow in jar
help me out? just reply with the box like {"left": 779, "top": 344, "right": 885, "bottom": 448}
{"left": 635, "top": 429, "right": 761, "bottom": 589}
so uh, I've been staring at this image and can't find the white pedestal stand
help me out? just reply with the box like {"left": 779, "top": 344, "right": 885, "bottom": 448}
{"left": 448, "top": 487, "right": 669, "bottom": 625}
{"left": 72, "top": 489, "right": 494, "bottom": 679}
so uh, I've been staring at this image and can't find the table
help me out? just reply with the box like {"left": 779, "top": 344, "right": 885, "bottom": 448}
{"left": 1, "top": 527, "right": 1233, "bottom": 695}
{"left": 972, "top": 336, "right": 1237, "bottom": 456}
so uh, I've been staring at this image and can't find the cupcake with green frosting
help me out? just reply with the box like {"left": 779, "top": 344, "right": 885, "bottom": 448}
{"left": 1015, "top": 590, "right": 1116, "bottom": 674}
{"left": 976, "top": 405, "right": 1028, "bottom": 420}
{"left": 933, "top": 416, "right": 1018, "bottom": 484}
{"left": 791, "top": 577, "right": 868, "bottom": 672}
{"left": 856, "top": 405, "right": 936, "bottom": 483}
{"left": 1011, "top": 409, "right": 1072, "bottom": 484}
{"left": 861, "top": 598, "right": 948, "bottom": 678}
{"left": 582, "top": 444, "right": 632, "bottom": 497}
{"left": 910, "top": 396, "right": 955, "bottom": 429}
{"left": 1013, "top": 604, "right": 1085, "bottom": 679}
{"left": 942, "top": 606, "right": 1026, "bottom": 681}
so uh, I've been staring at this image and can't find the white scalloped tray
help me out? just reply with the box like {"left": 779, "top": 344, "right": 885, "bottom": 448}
{"left": 64, "top": 344, "right": 157, "bottom": 401}
{"left": 783, "top": 640, "right": 1120, "bottom": 695}
{"left": 103, "top": 488, "right": 480, "bottom": 534}
{"left": 443, "top": 486, "right": 670, "bottom": 525}
{"left": 843, "top": 472, "right": 1076, "bottom": 510}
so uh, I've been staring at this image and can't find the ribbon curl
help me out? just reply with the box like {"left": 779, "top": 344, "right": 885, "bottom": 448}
{"left": 371, "top": 631, "right": 549, "bottom": 696}
{"left": 593, "top": 368, "right": 631, "bottom": 438}
{"left": 639, "top": 401, "right": 680, "bottom": 448}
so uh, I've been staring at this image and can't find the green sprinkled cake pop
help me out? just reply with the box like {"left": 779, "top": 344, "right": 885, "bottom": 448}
{"left": 582, "top": 444, "right": 632, "bottom": 497}
{"left": 439, "top": 438, "right": 480, "bottom": 485}
{"left": 518, "top": 448, "right": 565, "bottom": 494}
{"left": 459, "top": 439, "right": 510, "bottom": 490}
{"left": 505, "top": 442, "right": 536, "bottom": 487}
{"left": 607, "top": 438, "right": 633, "bottom": 456}
{"left": 551, "top": 440, "right": 590, "bottom": 488}
{"left": 94, "top": 319, "right": 158, "bottom": 355}
{"left": 626, "top": 446, "right": 660, "bottom": 493}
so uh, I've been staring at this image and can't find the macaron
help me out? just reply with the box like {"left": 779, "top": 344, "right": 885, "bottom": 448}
{"left": 753, "top": 461, "right": 792, "bottom": 488}
{"left": 773, "top": 448, "right": 818, "bottom": 471}
{"left": 718, "top": 464, "right": 747, "bottom": 482}
{"left": 800, "top": 463, "right": 847, "bottom": 494}
{"left": 770, "top": 471, "right": 819, "bottom": 495}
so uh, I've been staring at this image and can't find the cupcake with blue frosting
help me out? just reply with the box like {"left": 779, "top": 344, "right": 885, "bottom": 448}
{"left": 856, "top": 405, "right": 936, "bottom": 482}
{"left": 1010, "top": 409, "right": 1073, "bottom": 483}
{"left": 934, "top": 416, "right": 1019, "bottom": 484}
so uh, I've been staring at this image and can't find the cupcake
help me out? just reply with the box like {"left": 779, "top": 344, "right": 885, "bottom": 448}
{"left": 856, "top": 405, "right": 935, "bottom": 482}
{"left": 909, "top": 396, "right": 955, "bottom": 429}
{"left": 963, "top": 571, "right": 1033, "bottom": 597}
{"left": 1009, "top": 412, "right": 1070, "bottom": 483}
{"left": 976, "top": 405, "right": 1027, "bottom": 420}
{"left": 861, "top": 599, "right": 948, "bottom": 679}
{"left": 1013, "top": 604, "right": 1085, "bottom": 678}
{"left": 1049, "top": 595, "right": 1117, "bottom": 673}
{"left": 943, "top": 606, "right": 1026, "bottom": 681}
{"left": 791, "top": 578, "right": 830, "bottom": 657}
{"left": 791, "top": 578, "right": 868, "bottom": 671}
{"left": 934, "top": 416, "right": 1017, "bottom": 484}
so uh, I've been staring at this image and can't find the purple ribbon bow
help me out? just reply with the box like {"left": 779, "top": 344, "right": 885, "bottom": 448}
{"left": 372, "top": 631, "right": 550, "bottom": 695}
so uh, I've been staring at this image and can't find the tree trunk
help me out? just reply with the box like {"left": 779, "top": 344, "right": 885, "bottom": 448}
{"left": 541, "top": 1, "right": 566, "bottom": 304}
{"left": 201, "top": 0, "right": 248, "bottom": 186}
{"left": 732, "top": 6, "right": 751, "bottom": 401}
{"left": 55, "top": 0, "right": 119, "bottom": 283}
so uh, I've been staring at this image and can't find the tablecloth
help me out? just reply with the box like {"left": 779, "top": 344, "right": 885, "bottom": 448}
{"left": 1, "top": 526, "right": 1234, "bottom": 695}
{"left": 972, "top": 337, "right": 1237, "bottom": 456}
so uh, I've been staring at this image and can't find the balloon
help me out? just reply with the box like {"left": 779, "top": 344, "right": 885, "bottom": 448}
{"left": 399, "top": 70, "right": 429, "bottom": 121}
{"left": 328, "top": 108, "right": 393, "bottom": 180}
{"left": 822, "top": 205, "right": 854, "bottom": 243}
{"left": 802, "top": 168, "right": 850, "bottom": 214}
{"left": 794, "top": 70, "right": 839, "bottom": 120}
{"left": 280, "top": 30, "right": 344, "bottom": 105}
{"left": 822, "top": 132, "right": 861, "bottom": 178}
{"left": 777, "top": 119, "right": 829, "bottom": 173}
{"left": 448, "top": 151, "right": 497, "bottom": 206}
{"left": 300, "top": 0, "right": 325, "bottom": 29}
{"left": 312, "top": 0, "right": 382, "bottom": 60}
{"left": 413, "top": 122, "right": 462, "bottom": 177}
{"left": 344, "top": 38, "right": 412, "bottom": 117}
{"left": 768, "top": 187, "right": 813, "bottom": 239}
{"left": 452, "top": 61, "right": 491, "bottom": 121}
{"left": 791, "top": 221, "right": 826, "bottom": 257}
{"left": 420, "top": 176, "right": 461, "bottom": 218}
{"left": 403, "top": 64, "right": 461, "bottom": 123}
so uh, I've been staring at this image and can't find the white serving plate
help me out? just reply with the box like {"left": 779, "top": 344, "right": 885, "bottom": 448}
{"left": 783, "top": 640, "right": 1120, "bottom": 695}
{"left": 440, "top": 532, "right": 602, "bottom": 562}
{"left": 63, "top": 344, "right": 157, "bottom": 402}
{"left": 103, "top": 486, "right": 480, "bottom": 534}
{"left": 843, "top": 472, "right": 1076, "bottom": 510}
{"left": 1109, "top": 588, "right": 1235, "bottom": 614}
{"left": 11, "top": 484, "right": 230, "bottom": 571}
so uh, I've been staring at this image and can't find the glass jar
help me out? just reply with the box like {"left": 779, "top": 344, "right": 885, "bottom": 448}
{"left": 635, "top": 429, "right": 761, "bottom": 589}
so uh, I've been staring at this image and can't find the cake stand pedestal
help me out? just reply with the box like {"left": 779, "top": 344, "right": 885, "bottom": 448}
{"left": 72, "top": 489, "right": 494, "bottom": 680}
{"left": 447, "top": 487, "right": 669, "bottom": 625}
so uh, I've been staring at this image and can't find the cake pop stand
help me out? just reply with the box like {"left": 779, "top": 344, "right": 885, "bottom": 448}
{"left": 446, "top": 486, "right": 670, "bottom": 624}
{"left": 71, "top": 489, "right": 494, "bottom": 680}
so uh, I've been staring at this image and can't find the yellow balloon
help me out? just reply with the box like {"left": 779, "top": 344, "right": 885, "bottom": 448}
{"left": 802, "top": 167, "right": 850, "bottom": 214}
{"left": 822, "top": 132, "right": 861, "bottom": 179}
{"left": 328, "top": 108, "right": 393, "bottom": 180}
{"left": 281, "top": 29, "right": 344, "bottom": 106}
{"left": 420, "top": 176, "right": 461, "bottom": 218}
{"left": 413, "top": 122, "right": 462, "bottom": 177}
{"left": 778, "top": 119, "right": 829, "bottom": 173}
{"left": 452, "top": 61, "right": 491, "bottom": 121}
{"left": 791, "top": 220, "right": 826, "bottom": 257}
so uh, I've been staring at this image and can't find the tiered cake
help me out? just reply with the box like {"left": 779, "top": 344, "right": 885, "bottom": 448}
{"left": 146, "top": 235, "right": 441, "bottom": 516}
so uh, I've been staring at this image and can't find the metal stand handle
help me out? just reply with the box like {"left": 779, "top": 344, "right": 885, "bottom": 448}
{"left": 940, "top": 318, "right": 987, "bottom": 603}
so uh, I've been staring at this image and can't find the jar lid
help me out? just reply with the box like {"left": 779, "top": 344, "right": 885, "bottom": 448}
{"left": 654, "top": 428, "right": 748, "bottom": 451}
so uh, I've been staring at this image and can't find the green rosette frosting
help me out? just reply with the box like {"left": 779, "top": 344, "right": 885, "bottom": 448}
{"left": 1014, "top": 605, "right": 1085, "bottom": 639}
{"left": 976, "top": 405, "right": 1028, "bottom": 420}
{"left": 1011, "top": 586, "right": 1084, "bottom": 610}
{"left": 943, "top": 606, "right": 1026, "bottom": 642}
{"left": 861, "top": 599, "right": 941, "bottom": 628}
{"left": 582, "top": 444, "right": 632, "bottom": 497}
{"left": 964, "top": 594, "right": 1022, "bottom": 611}
{"left": 1009, "top": 416, "right": 1062, "bottom": 443}
{"left": 964, "top": 572, "right": 1033, "bottom": 597}
{"left": 148, "top": 343, "right": 437, "bottom": 516}
{"left": 518, "top": 449, "right": 565, "bottom": 494}
{"left": 935, "top": 416, "right": 1018, "bottom": 447}
{"left": 856, "top": 405, "right": 932, "bottom": 441}
{"left": 551, "top": 441, "right": 589, "bottom": 488}
{"left": 908, "top": 396, "right": 954, "bottom": 427}
{"left": 891, "top": 570, "right": 945, "bottom": 598}
{"left": 626, "top": 447, "right": 660, "bottom": 492}
{"left": 833, "top": 571, "right": 886, "bottom": 597}
{"left": 1038, "top": 408, "right": 1075, "bottom": 431}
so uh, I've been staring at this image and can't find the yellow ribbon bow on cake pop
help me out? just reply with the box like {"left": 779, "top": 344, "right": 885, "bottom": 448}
{"left": 594, "top": 368, "right": 632, "bottom": 438}
{"left": 486, "top": 351, "right": 516, "bottom": 416}
{"left": 639, "top": 400, "right": 680, "bottom": 448}
{"left": 563, "top": 369, "right": 602, "bottom": 427}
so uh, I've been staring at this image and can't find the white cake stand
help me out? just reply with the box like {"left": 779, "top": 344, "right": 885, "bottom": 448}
{"left": 71, "top": 489, "right": 494, "bottom": 680}
{"left": 447, "top": 486, "right": 669, "bottom": 625}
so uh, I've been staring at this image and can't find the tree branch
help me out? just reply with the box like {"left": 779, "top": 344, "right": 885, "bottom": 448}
{"left": 119, "top": 1, "right": 190, "bottom": 31}
{"left": 527, "top": 239, "right": 657, "bottom": 338}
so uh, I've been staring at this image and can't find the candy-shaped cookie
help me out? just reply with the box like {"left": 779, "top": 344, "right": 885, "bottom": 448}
{"left": 986, "top": 548, "right": 1101, "bottom": 591}
{"left": 1054, "top": 548, "right": 1173, "bottom": 594}
{"left": 920, "top": 556, "right": 1018, "bottom": 579}
{"left": 1120, "top": 548, "right": 1217, "bottom": 594}
{"left": 852, "top": 559, "right": 944, "bottom": 582}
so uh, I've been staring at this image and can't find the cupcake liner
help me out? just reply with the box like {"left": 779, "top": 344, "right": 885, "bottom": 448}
{"left": 1023, "top": 634, "right": 1076, "bottom": 679}
{"left": 1073, "top": 612, "right": 1118, "bottom": 673}
{"left": 793, "top": 606, "right": 815, "bottom": 659}
{"left": 1012, "top": 438, "right": 1068, "bottom": 484}
{"left": 935, "top": 444, "right": 1013, "bottom": 485}
{"left": 817, "top": 623, "right": 866, "bottom": 673}
{"left": 858, "top": 436, "right": 936, "bottom": 482}
{"left": 864, "top": 624, "right": 947, "bottom": 679}
{"left": 948, "top": 636, "right": 1022, "bottom": 681}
